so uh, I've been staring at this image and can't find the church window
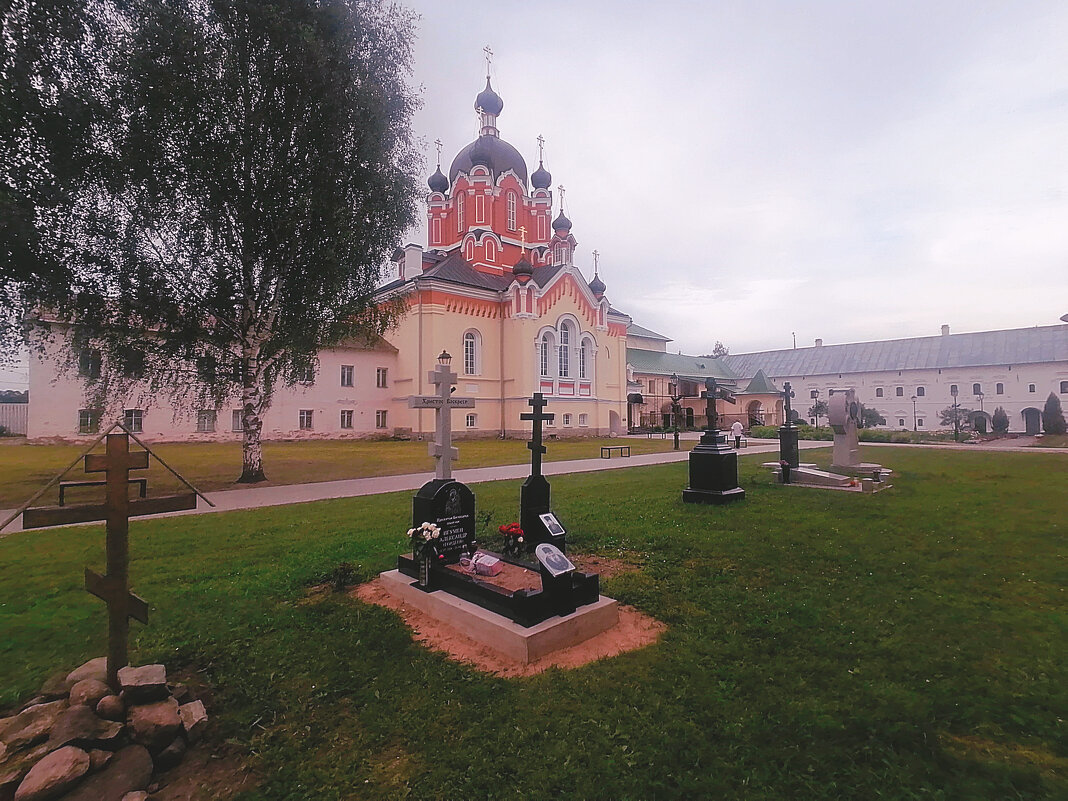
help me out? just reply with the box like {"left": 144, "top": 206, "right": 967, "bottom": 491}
{"left": 559, "top": 323, "right": 572, "bottom": 378}
{"left": 507, "top": 192, "right": 517, "bottom": 231}
{"left": 554, "top": 243, "right": 569, "bottom": 265}
{"left": 475, "top": 193, "right": 485, "bottom": 223}
{"left": 1029, "top": 383, "right": 1036, "bottom": 393}
{"left": 538, "top": 214, "right": 547, "bottom": 241}
{"left": 463, "top": 330, "right": 481, "bottom": 375}
{"left": 539, "top": 334, "right": 554, "bottom": 377}
{"left": 485, "top": 239, "right": 496, "bottom": 262}
{"left": 457, "top": 192, "right": 465, "bottom": 232}
{"left": 431, "top": 218, "right": 440, "bottom": 245}
{"left": 579, "top": 337, "right": 593, "bottom": 379}
{"left": 464, "top": 240, "right": 474, "bottom": 260}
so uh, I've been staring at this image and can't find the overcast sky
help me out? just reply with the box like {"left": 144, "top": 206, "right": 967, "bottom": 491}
{"left": 3, "top": 1, "right": 1066, "bottom": 389}
{"left": 405, "top": 0, "right": 1068, "bottom": 355}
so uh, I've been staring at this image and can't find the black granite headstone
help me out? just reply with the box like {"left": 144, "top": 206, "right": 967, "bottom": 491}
{"left": 520, "top": 393, "right": 564, "bottom": 550}
{"left": 412, "top": 478, "right": 475, "bottom": 563}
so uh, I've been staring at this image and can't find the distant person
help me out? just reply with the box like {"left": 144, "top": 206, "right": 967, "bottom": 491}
{"left": 731, "top": 420, "right": 744, "bottom": 448}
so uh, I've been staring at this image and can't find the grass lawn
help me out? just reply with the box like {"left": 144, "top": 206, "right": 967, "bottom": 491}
{"left": 1034, "top": 434, "right": 1068, "bottom": 448}
{"left": 1, "top": 446, "right": 1064, "bottom": 799}
{"left": 0, "top": 436, "right": 686, "bottom": 509}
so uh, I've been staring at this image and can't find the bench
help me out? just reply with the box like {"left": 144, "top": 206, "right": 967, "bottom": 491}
{"left": 600, "top": 445, "right": 631, "bottom": 459}
{"left": 59, "top": 478, "right": 148, "bottom": 506}
{"left": 645, "top": 431, "right": 668, "bottom": 439}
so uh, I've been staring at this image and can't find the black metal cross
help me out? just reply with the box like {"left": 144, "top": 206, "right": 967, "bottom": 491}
{"left": 701, "top": 377, "right": 736, "bottom": 431}
{"left": 520, "top": 393, "right": 554, "bottom": 477}
{"left": 783, "top": 381, "right": 794, "bottom": 422}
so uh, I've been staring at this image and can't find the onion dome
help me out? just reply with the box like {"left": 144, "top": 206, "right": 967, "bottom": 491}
{"left": 427, "top": 166, "right": 448, "bottom": 193}
{"left": 552, "top": 210, "right": 572, "bottom": 231}
{"left": 449, "top": 136, "right": 528, "bottom": 186}
{"left": 531, "top": 160, "right": 551, "bottom": 190}
{"left": 474, "top": 77, "right": 504, "bottom": 116}
{"left": 513, "top": 253, "right": 533, "bottom": 282}
{"left": 589, "top": 272, "right": 606, "bottom": 297}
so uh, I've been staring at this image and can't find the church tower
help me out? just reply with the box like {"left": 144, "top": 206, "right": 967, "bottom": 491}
{"left": 425, "top": 52, "right": 556, "bottom": 274}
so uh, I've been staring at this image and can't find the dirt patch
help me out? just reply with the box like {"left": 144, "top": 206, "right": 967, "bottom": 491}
{"left": 572, "top": 554, "right": 638, "bottom": 580}
{"left": 353, "top": 573, "right": 665, "bottom": 678}
{"left": 151, "top": 743, "right": 257, "bottom": 801}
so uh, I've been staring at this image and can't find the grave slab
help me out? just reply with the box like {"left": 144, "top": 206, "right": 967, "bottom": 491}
{"left": 377, "top": 569, "right": 619, "bottom": 663}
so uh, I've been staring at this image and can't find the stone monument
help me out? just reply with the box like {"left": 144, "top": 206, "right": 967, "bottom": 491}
{"left": 519, "top": 393, "right": 565, "bottom": 552}
{"left": 682, "top": 377, "right": 745, "bottom": 505}
{"left": 828, "top": 389, "right": 864, "bottom": 470}
{"left": 778, "top": 381, "right": 800, "bottom": 481}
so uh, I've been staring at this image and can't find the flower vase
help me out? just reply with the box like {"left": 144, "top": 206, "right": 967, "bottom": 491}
{"left": 418, "top": 553, "right": 431, "bottom": 589}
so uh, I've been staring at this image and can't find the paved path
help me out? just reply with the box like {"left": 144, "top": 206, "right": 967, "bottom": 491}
{"left": 0, "top": 440, "right": 816, "bottom": 536}
{"left": 4, "top": 437, "right": 1064, "bottom": 537}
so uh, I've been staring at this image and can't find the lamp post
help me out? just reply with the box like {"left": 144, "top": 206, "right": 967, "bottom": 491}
{"left": 911, "top": 395, "right": 917, "bottom": 432}
{"left": 975, "top": 390, "right": 985, "bottom": 434}
{"left": 670, "top": 373, "right": 682, "bottom": 451}
{"left": 951, "top": 385, "right": 960, "bottom": 442}
{"left": 812, "top": 389, "right": 821, "bottom": 428}
{"left": 437, "top": 349, "right": 451, "bottom": 366}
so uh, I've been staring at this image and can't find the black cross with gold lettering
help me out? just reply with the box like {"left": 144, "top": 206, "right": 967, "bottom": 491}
{"left": 521, "top": 393, "right": 554, "bottom": 477}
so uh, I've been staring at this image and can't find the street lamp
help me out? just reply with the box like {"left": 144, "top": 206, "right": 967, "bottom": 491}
{"left": 911, "top": 395, "right": 917, "bottom": 432}
{"left": 812, "top": 389, "right": 821, "bottom": 428}
{"left": 670, "top": 372, "right": 682, "bottom": 451}
{"left": 951, "top": 385, "right": 960, "bottom": 442}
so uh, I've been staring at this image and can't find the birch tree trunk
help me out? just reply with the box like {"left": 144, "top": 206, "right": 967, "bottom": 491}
{"left": 238, "top": 350, "right": 267, "bottom": 483}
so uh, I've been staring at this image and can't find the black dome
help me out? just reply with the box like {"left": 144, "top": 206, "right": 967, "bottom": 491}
{"left": 513, "top": 255, "right": 533, "bottom": 277}
{"left": 449, "top": 135, "right": 528, "bottom": 186}
{"left": 474, "top": 77, "right": 504, "bottom": 116}
{"left": 427, "top": 166, "right": 448, "bottom": 193}
{"left": 552, "top": 210, "right": 572, "bottom": 231}
{"left": 531, "top": 160, "right": 551, "bottom": 190}
{"left": 589, "top": 273, "right": 606, "bottom": 296}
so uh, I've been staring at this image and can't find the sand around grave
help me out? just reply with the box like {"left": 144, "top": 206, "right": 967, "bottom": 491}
{"left": 353, "top": 555, "right": 665, "bottom": 677}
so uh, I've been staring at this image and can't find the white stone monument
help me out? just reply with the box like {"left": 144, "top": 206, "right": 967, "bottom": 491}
{"left": 407, "top": 357, "right": 474, "bottom": 480}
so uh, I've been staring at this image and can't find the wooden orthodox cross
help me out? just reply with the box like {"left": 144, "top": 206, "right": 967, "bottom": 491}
{"left": 19, "top": 430, "right": 200, "bottom": 690}
{"left": 407, "top": 360, "right": 474, "bottom": 480}
{"left": 521, "top": 393, "right": 555, "bottom": 477}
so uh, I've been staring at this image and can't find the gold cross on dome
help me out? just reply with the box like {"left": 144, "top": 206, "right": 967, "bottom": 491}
{"left": 483, "top": 45, "right": 493, "bottom": 76}
{"left": 434, "top": 138, "right": 443, "bottom": 165}
{"left": 537, "top": 134, "right": 545, "bottom": 161}
{"left": 519, "top": 226, "right": 527, "bottom": 254}
{"left": 592, "top": 250, "right": 600, "bottom": 271}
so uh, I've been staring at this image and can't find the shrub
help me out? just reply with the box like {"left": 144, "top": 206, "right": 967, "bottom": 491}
{"left": 1043, "top": 393, "right": 1066, "bottom": 435}
{"left": 991, "top": 407, "right": 1010, "bottom": 434}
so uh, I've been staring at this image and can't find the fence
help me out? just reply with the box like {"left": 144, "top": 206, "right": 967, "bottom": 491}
{"left": 0, "top": 403, "right": 28, "bottom": 435}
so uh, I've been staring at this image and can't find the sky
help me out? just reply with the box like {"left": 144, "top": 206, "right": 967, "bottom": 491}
{"left": 3, "top": 0, "right": 1066, "bottom": 389}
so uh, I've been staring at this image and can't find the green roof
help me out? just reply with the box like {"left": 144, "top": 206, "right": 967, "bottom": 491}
{"left": 626, "top": 349, "right": 738, "bottom": 381}
{"left": 627, "top": 323, "right": 672, "bottom": 341}
{"left": 742, "top": 369, "right": 779, "bottom": 395}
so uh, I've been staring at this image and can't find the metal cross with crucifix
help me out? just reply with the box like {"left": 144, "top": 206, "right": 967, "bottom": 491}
{"left": 783, "top": 381, "right": 795, "bottom": 423}
{"left": 16, "top": 429, "right": 203, "bottom": 690}
{"left": 408, "top": 360, "right": 474, "bottom": 480}
{"left": 521, "top": 393, "right": 555, "bottom": 477}
{"left": 434, "top": 138, "right": 443, "bottom": 167}
{"left": 701, "top": 376, "right": 737, "bottom": 432}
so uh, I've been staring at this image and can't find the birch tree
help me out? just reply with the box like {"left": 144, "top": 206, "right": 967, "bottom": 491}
{"left": 2, "top": 0, "right": 420, "bottom": 481}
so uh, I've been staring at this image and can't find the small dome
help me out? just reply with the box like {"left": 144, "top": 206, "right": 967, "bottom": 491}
{"left": 427, "top": 166, "right": 448, "bottom": 193}
{"left": 552, "top": 211, "right": 572, "bottom": 231}
{"left": 513, "top": 254, "right": 533, "bottom": 279}
{"left": 474, "top": 77, "right": 504, "bottom": 116}
{"left": 531, "top": 160, "right": 551, "bottom": 190}
{"left": 589, "top": 273, "right": 606, "bottom": 297}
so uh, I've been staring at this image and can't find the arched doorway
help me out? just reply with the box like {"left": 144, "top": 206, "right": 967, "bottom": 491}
{"left": 746, "top": 400, "right": 763, "bottom": 427}
{"left": 609, "top": 409, "right": 622, "bottom": 435}
{"left": 970, "top": 411, "right": 991, "bottom": 434}
{"left": 1022, "top": 407, "right": 1041, "bottom": 435}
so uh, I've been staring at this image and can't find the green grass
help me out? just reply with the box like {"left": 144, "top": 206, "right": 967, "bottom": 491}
{"left": 1, "top": 446, "right": 1064, "bottom": 799}
{"left": 0, "top": 436, "right": 686, "bottom": 508}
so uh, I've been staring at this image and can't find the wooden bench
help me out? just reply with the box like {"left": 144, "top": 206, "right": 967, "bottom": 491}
{"left": 600, "top": 445, "right": 631, "bottom": 459}
{"left": 646, "top": 431, "right": 668, "bottom": 439}
{"left": 59, "top": 478, "right": 148, "bottom": 507}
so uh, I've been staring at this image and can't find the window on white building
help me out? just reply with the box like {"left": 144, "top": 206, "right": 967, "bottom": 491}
{"left": 896, "top": 386, "right": 904, "bottom": 396}
{"left": 917, "top": 418, "right": 925, "bottom": 427}
{"left": 299, "top": 410, "right": 313, "bottom": 430}
{"left": 875, "top": 387, "right": 883, "bottom": 397}
{"left": 563, "top": 413, "right": 572, "bottom": 426}
{"left": 340, "top": 410, "right": 353, "bottom": 429}
{"left": 78, "top": 409, "right": 101, "bottom": 435}
{"left": 916, "top": 386, "right": 925, "bottom": 397}
{"left": 898, "top": 418, "right": 905, "bottom": 427}
{"left": 232, "top": 410, "right": 243, "bottom": 431}
{"left": 972, "top": 383, "right": 982, "bottom": 395}
{"left": 996, "top": 383, "right": 1004, "bottom": 395}
{"left": 466, "top": 413, "right": 477, "bottom": 428}
{"left": 123, "top": 409, "right": 143, "bottom": 433}
{"left": 376, "top": 368, "right": 388, "bottom": 388}
{"left": 1029, "top": 383, "right": 1036, "bottom": 393}
{"left": 297, "top": 365, "right": 315, "bottom": 384}
{"left": 340, "top": 365, "right": 354, "bottom": 387}
{"left": 578, "top": 413, "right": 589, "bottom": 427}
{"left": 1060, "top": 381, "right": 1068, "bottom": 393}
{"left": 376, "top": 410, "right": 388, "bottom": 429}
{"left": 197, "top": 410, "right": 217, "bottom": 433}
{"left": 79, "top": 350, "right": 102, "bottom": 379}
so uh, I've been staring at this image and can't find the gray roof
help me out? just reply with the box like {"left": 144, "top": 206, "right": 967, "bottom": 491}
{"left": 627, "top": 349, "right": 737, "bottom": 381}
{"left": 626, "top": 323, "right": 672, "bottom": 341}
{"left": 723, "top": 325, "right": 1068, "bottom": 378}
{"left": 742, "top": 369, "right": 780, "bottom": 394}
{"left": 376, "top": 253, "right": 569, "bottom": 295}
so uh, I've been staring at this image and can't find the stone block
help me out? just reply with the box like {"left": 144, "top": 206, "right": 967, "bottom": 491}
{"left": 178, "top": 701, "right": 207, "bottom": 744}
{"left": 13, "top": 745, "right": 89, "bottom": 801}
{"left": 64, "top": 659, "right": 107, "bottom": 691}
{"left": 0, "top": 745, "right": 50, "bottom": 800}
{"left": 126, "top": 699, "right": 180, "bottom": 754}
{"left": 95, "top": 696, "right": 125, "bottom": 723}
{"left": 117, "top": 666, "right": 168, "bottom": 705}
{"left": 0, "top": 701, "right": 68, "bottom": 751}
{"left": 46, "top": 705, "right": 123, "bottom": 752}
{"left": 69, "top": 679, "right": 110, "bottom": 709}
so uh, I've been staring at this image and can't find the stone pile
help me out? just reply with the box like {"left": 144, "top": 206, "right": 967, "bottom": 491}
{"left": 0, "top": 658, "right": 208, "bottom": 801}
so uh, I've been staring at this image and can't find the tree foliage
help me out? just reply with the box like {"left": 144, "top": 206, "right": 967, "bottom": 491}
{"left": 2, "top": 0, "right": 420, "bottom": 480}
{"left": 700, "top": 341, "right": 730, "bottom": 359}
{"left": 807, "top": 400, "right": 828, "bottom": 423}
{"left": 861, "top": 407, "right": 885, "bottom": 428}
{"left": 938, "top": 406, "right": 972, "bottom": 428}
{"left": 991, "top": 406, "right": 1009, "bottom": 434}
{"left": 1042, "top": 393, "right": 1066, "bottom": 435}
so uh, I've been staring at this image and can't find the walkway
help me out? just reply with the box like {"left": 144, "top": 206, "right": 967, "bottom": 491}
{"left": 0, "top": 440, "right": 818, "bottom": 536}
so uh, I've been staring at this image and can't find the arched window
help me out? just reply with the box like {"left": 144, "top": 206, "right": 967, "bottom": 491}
{"left": 554, "top": 243, "right": 569, "bottom": 265}
{"left": 457, "top": 192, "right": 465, "bottom": 232}
{"left": 916, "top": 386, "right": 925, "bottom": 397}
{"left": 579, "top": 337, "right": 593, "bottom": 379}
{"left": 559, "top": 323, "right": 572, "bottom": 377}
{"left": 972, "top": 383, "right": 982, "bottom": 395}
{"left": 875, "top": 387, "right": 883, "bottom": 398}
{"left": 539, "top": 333, "right": 555, "bottom": 377}
{"left": 507, "top": 192, "right": 517, "bottom": 231}
{"left": 463, "top": 330, "right": 481, "bottom": 375}
{"left": 485, "top": 239, "right": 496, "bottom": 262}
{"left": 995, "top": 382, "right": 1004, "bottom": 395}
{"left": 464, "top": 240, "right": 474, "bottom": 260}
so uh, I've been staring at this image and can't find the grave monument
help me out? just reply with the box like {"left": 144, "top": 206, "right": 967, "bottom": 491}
{"left": 682, "top": 377, "right": 745, "bottom": 504}
{"left": 828, "top": 389, "right": 886, "bottom": 478}
{"left": 519, "top": 393, "right": 565, "bottom": 552}
{"left": 778, "top": 381, "right": 800, "bottom": 482}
